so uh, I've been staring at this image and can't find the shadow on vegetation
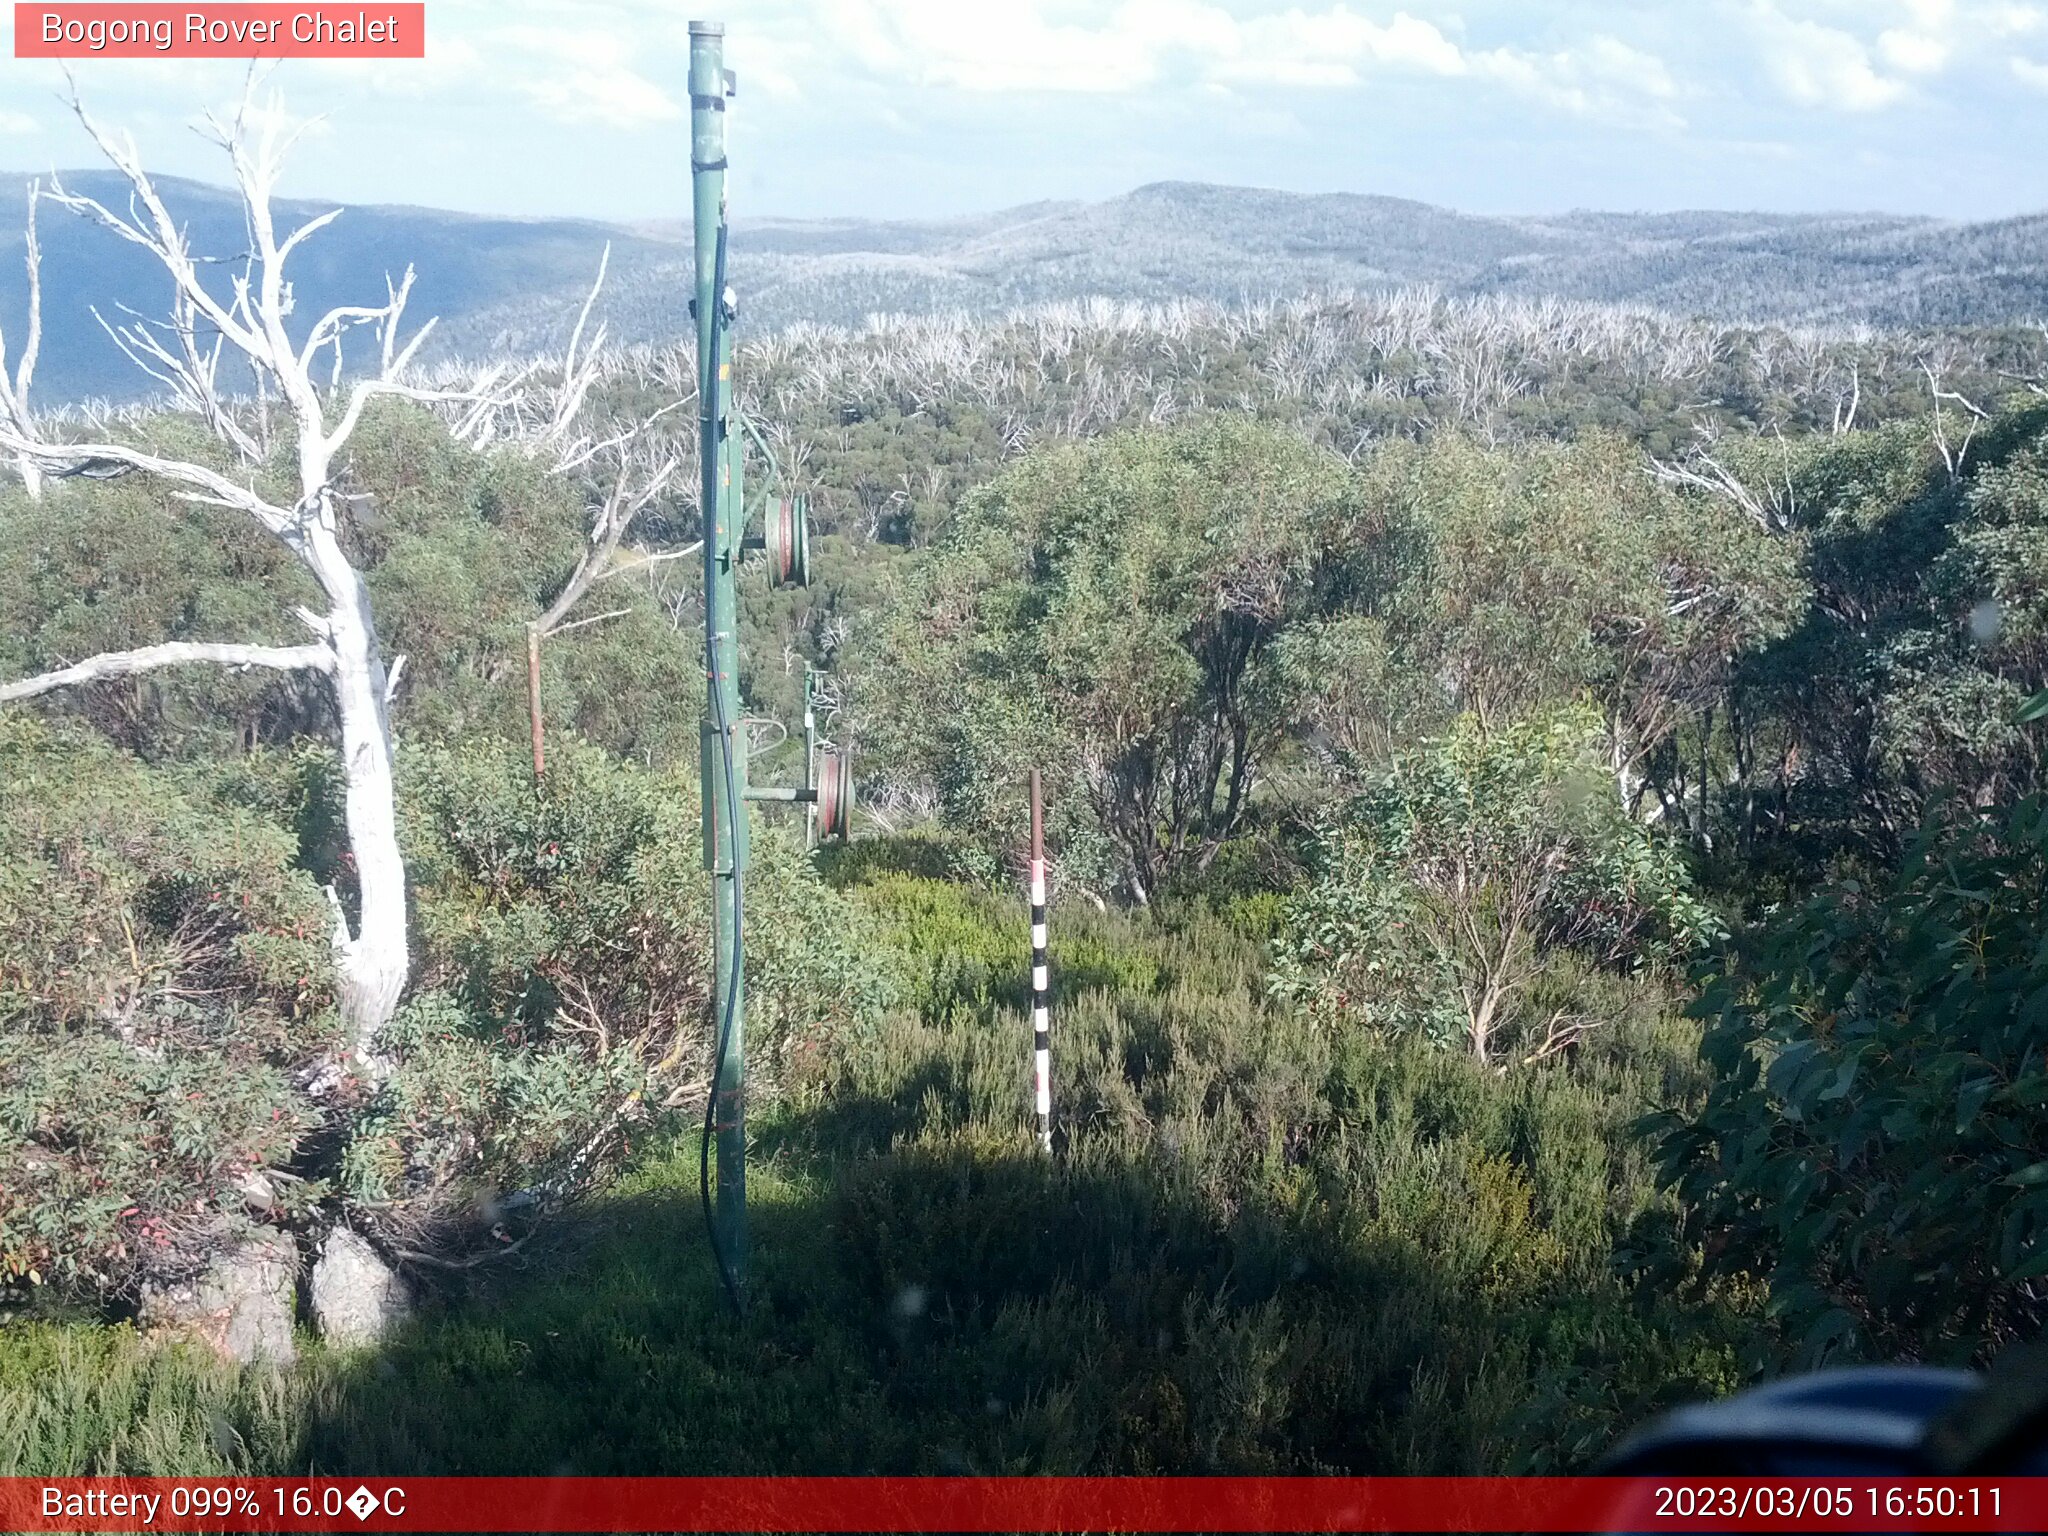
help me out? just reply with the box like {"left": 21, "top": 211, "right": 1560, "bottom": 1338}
{"left": 3, "top": 884, "right": 1749, "bottom": 1481}
{"left": 299, "top": 1017, "right": 1741, "bottom": 1479}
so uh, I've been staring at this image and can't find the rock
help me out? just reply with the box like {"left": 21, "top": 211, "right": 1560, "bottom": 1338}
{"left": 140, "top": 1227, "right": 298, "bottom": 1366}
{"left": 310, "top": 1228, "right": 411, "bottom": 1349}
{"left": 236, "top": 1170, "right": 277, "bottom": 1214}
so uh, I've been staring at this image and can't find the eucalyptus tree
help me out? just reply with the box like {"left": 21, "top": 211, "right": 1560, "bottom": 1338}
{"left": 1360, "top": 432, "right": 1806, "bottom": 819}
{"left": 864, "top": 418, "right": 1379, "bottom": 900}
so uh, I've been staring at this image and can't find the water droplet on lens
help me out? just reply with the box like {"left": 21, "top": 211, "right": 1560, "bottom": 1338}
{"left": 1970, "top": 598, "right": 2003, "bottom": 644}
{"left": 892, "top": 1283, "right": 928, "bottom": 1319}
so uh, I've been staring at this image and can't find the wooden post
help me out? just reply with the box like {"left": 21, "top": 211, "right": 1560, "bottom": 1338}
{"left": 1029, "top": 769, "right": 1052, "bottom": 1153}
{"left": 526, "top": 626, "right": 546, "bottom": 778}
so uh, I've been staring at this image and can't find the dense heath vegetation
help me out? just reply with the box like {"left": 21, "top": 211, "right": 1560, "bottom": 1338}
{"left": 7, "top": 288, "right": 2048, "bottom": 1477}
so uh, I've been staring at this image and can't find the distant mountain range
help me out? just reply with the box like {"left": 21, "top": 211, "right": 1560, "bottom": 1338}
{"left": 3, "top": 173, "right": 2045, "bottom": 402}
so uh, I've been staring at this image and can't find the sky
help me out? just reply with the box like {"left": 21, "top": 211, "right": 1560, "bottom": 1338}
{"left": 0, "top": 0, "right": 2042, "bottom": 224}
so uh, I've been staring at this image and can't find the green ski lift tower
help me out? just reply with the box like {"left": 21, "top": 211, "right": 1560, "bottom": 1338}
{"left": 690, "top": 19, "right": 852, "bottom": 1311}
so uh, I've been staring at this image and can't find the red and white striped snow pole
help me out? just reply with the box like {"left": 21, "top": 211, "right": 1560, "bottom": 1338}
{"left": 1028, "top": 769, "right": 1052, "bottom": 1153}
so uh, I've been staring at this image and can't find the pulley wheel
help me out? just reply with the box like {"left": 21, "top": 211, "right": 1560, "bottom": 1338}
{"left": 765, "top": 494, "right": 811, "bottom": 589}
{"left": 816, "top": 748, "right": 853, "bottom": 841}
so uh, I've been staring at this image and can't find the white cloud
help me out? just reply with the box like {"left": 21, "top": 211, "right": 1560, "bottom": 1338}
{"left": 1582, "top": 36, "right": 1682, "bottom": 99}
{"left": 493, "top": 25, "right": 683, "bottom": 128}
{"left": 1463, "top": 36, "right": 1683, "bottom": 127}
{"left": 305, "top": 35, "right": 487, "bottom": 99}
{"left": 0, "top": 109, "right": 36, "bottom": 135}
{"left": 1748, "top": 3, "right": 1909, "bottom": 110}
{"left": 2013, "top": 54, "right": 2048, "bottom": 86}
{"left": 1220, "top": 7, "right": 1468, "bottom": 85}
{"left": 792, "top": 0, "right": 1681, "bottom": 129}
{"left": 524, "top": 67, "right": 682, "bottom": 129}
{"left": 1874, "top": 0, "right": 1972, "bottom": 71}
{"left": 1988, "top": 2, "right": 2048, "bottom": 32}
{"left": 1758, "top": 0, "right": 2046, "bottom": 100}
{"left": 811, "top": 0, "right": 1191, "bottom": 92}
{"left": 1877, "top": 26, "right": 1951, "bottom": 71}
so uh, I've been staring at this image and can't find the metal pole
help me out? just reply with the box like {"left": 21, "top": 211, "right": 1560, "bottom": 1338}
{"left": 803, "top": 669, "right": 818, "bottom": 851}
{"left": 1029, "top": 770, "right": 1052, "bottom": 1153}
{"left": 691, "top": 18, "right": 746, "bottom": 1307}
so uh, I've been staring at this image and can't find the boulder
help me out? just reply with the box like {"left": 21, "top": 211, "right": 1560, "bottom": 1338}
{"left": 310, "top": 1228, "right": 412, "bottom": 1349}
{"left": 140, "top": 1227, "right": 298, "bottom": 1365}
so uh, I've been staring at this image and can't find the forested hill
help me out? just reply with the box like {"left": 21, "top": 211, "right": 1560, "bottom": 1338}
{"left": 4, "top": 170, "right": 2046, "bottom": 400}
{"left": 716, "top": 185, "right": 2048, "bottom": 335}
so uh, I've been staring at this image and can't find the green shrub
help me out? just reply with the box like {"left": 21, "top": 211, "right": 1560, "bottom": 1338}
{"left": 349, "top": 737, "right": 893, "bottom": 1233}
{"left": 0, "top": 721, "right": 336, "bottom": 1293}
{"left": 3, "top": 856, "right": 1733, "bottom": 1478}
{"left": 1271, "top": 708, "right": 1711, "bottom": 1067}
{"left": 340, "top": 990, "right": 648, "bottom": 1212}
{"left": 855, "top": 876, "right": 1026, "bottom": 1021}
{"left": 0, "top": 1321, "right": 316, "bottom": 1476}
{"left": 1648, "top": 792, "right": 2048, "bottom": 1365}
{"left": 401, "top": 737, "right": 713, "bottom": 1049}
{"left": 815, "top": 830, "right": 984, "bottom": 890}
{"left": 806, "top": 897, "right": 1738, "bottom": 1475}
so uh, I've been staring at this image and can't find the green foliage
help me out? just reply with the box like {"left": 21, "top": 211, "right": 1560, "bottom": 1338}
{"left": 848, "top": 873, "right": 1159, "bottom": 1027}
{"left": 0, "top": 710, "right": 891, "bottom": 1289}
{"left": 0, "top": 459, "right": 324, "bottom": 760}
{"left": 780, "top": 901, "right": 1730, "bottom": 1474}
{"left": 813, "top": 829, "right": 985, "bottom": 889}
{"left": 0, "top": 887, "right": 1726, "bottom": 1479}
{"left": 1358, "top": 432, "right": 1805, "bottom": 770}
{"left": 15, "top": 288, "right": 2048, "bottom": 1484}
{"left": 862, "top": 418, "right": 1378, "bottom": 897}
{"left": 346, "top": 404, "right": 700, "bottom": 766}
{"left": 856, "top": 876, "right": 1026, "bottom": 1021}
{"left": 401, "top": 737, "right": 712, "bottom": 1044}
{"left": 711, "top": 298, "right": 2044, "bottom": 560}
{"left": 0, "top": 1323, "right": 317, "bottom": 1476}
{"left": 339, "top": 990, "right": 647, "bottom": 1211}
{"left": 0, "top": 401, "right": 700, "bottom": 770}
{"left": 0, "top": 721, "right": 336, "bottom": 1292}
{"left": 1272, "top": 709, "right": 1710, "bottom": 1066}
{"left": 1711, "top": 402, "right": 2048, "bottom": 869}
{"left": 1649, "top": 792, "right": 2048, "bottom": 1365}
{"left": 348, "top": 736, "right": 892, "bottom": 1223}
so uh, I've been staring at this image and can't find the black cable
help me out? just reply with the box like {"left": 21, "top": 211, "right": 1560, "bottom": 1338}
{"left": 699, "top": 215, "right": 746, "bottom": 1317}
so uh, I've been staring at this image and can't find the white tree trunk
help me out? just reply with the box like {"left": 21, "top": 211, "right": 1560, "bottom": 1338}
{"left": 305, "top": 504, "right": 408, "bottom": 1065}
{"left": 0, "top": 181, "right": 43, "bottom": 500}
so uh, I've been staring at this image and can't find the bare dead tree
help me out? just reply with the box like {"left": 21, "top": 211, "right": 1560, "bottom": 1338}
{"left": 0, "top": 180, "right": 43, "bottom": 498}
{"left": 525, "top": 428, "right": 686, "bottom": 775}
{"left": 1648, "top": 420, "right": 1797, "bottom": 535}
{"left": 0, "top": 84, "right": 519, "bottom": 1070}
{"left": 1923, "top": 354, "right": 1988, "bottom": 483}
{"left": 1831, "top": 361, "right": 1861, "bottom": 435}
{"left": 495, "top": 248, "right": 698, "bottom": 776}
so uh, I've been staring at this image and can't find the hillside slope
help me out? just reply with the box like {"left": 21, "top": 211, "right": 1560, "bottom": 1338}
{"left": 1, "top": 174, "right": 2041, "bottom": 401}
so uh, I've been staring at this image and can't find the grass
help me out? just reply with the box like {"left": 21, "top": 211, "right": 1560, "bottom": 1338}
{"left": 1, "top": 872, "right": 1756, "bottom": 1478}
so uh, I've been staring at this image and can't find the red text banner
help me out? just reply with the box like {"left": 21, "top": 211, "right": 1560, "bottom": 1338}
{"left": 0, "top": 1476, "right": 2042, "bottom": 1532}
{"left": 14, "top": 4, "right": 426, "bottom": 58}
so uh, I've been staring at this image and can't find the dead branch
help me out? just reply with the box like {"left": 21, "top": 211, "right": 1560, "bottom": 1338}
{"left": 0, "top": 180, "right": 45, "bottom": 495}
{"left": 0, "top": 639, "right": 330, "bottom": 702}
